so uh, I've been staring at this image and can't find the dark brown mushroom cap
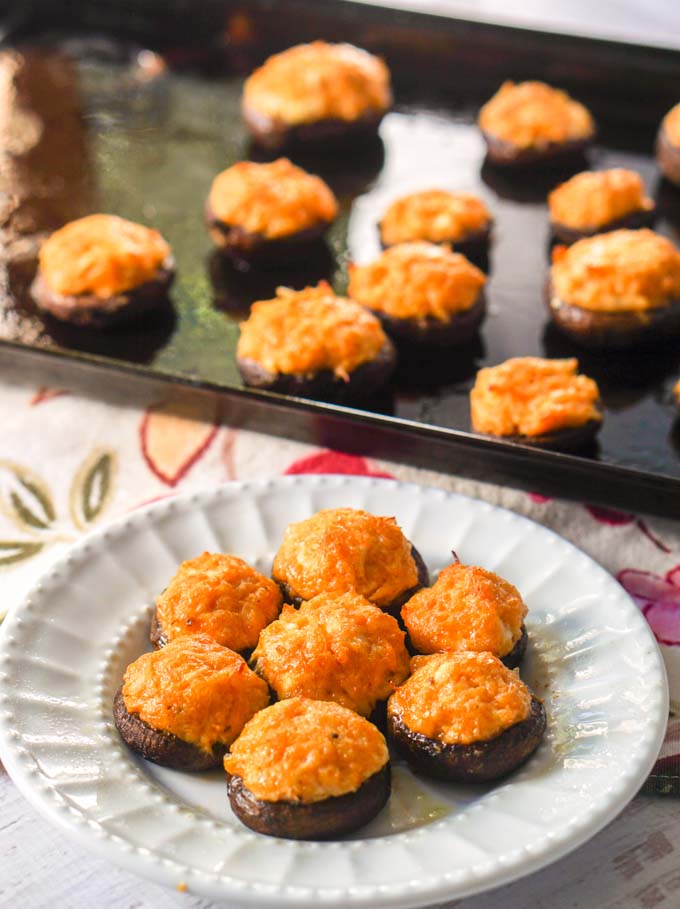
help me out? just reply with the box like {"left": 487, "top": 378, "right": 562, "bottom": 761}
{"left": 31, "top": 256, "right": 175, "bottom": 328}
{"left": 389, "top": 695, "right": 546, "bottom": 783}
{"left": 373, "top": 293, "right": 486, "bottom": 348}
{"left": 237, "top": 336, "right": 397, "bottom": 403}
{"left": 226, "top": 763, "right": 390, "bottom": 839}
{"left": 482, "top": 131, "right": 592, "bottom": 168}
{"left": 204, "top": 199, "right": 332, "bottom": 267}
{"left": 550, "top": 206, "right": 656, "bottom": 246}
{"left": 545, "top": 276, "right": 680, "bottom": 349}
{"left": 113, "top": 686, "right": 224, "bottom": 771}
{"left": 478, "top": 418, "right": 603, "bottom": 452}
{"left": 243, "top": 103, "right": 386, "bottom": 152}
{"left": 500, "top": 623, "right": 528, "bottom": 669}
{"left": 656, "top": 125, "right": 680, "bottom": 188}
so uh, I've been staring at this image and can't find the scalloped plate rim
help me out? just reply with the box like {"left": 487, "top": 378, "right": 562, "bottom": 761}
{"left": 0, "top": 475, "right": 669, "bottom": 908}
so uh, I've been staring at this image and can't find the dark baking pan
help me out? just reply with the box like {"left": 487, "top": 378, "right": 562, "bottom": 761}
{"left": 2, "top": 0, "right": 680, "bottom": 517}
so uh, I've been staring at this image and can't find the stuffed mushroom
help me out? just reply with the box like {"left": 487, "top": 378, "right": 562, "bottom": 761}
{"left": 470, "top": 356, "right": 603, "bottom": 450}
{"left": 548, "top": 229, "right": 680, "bottom": 348}
{"left": 225, "top": 697, "right": 390, "bottom": 839}
{"left": 656, "top": 102, "right": 680, "bottom": 188}
{"left": 150, "top": 552, "right": 282, "bottom": 652}
{"left": 272, "top": 506, "right": 428, "bottom": 612}
{"left": 251, "top": 590, "right": 410, "bottom": 719}
{"left": 236, "top": 283, "right": 396, "bottom": 401}
{"left": 114, "top": 635, "right": 269, "bottom": 770}
{"left": 242, "top": 42, "right": 391, "bottom": 151}
{"left": 348, "top": 242, "right": 487, "bottom": 347}
{"left": 548, "top": 168, "right": 655, "bottom": 244}
{"left": 388, "top": 651, "right": 546, "bottom": 782}
{"left": 378, "top": 190, "right": 493, "bottom": 265}
{"left": 205, "top": 158, "right": 338, "bottom": 267}
{"left": 478, "top": 81, "right": 594, "bottom": 168}
{"left": 31, "top": 214, "right": 174, "bottom": 327}
{"left": 402, "top": 556, "right": 528, "bottom": 668}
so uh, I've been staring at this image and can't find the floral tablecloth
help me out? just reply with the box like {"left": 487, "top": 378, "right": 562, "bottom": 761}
{"left": 1, "top": 353, "right": 678, "bottom": 796}
{"left": 2, "top": 352, "right": 680, "bottom": 909}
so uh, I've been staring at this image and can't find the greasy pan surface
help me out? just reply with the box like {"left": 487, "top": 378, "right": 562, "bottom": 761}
{"left": 2, "top": 1, "right": 680, "bottom": 514}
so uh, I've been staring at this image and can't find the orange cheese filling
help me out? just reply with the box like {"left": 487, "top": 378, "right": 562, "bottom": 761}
{"left": 208, "top": 159, "right": 338, "bottom": 239}
{"left": 549, "top": 169, "right": 653, "bottom": 231}
{"left": 478, "top": 81, "right": 594, "bottom": 149}
{"left": 272, "top": 507, "right": 418, "bottom": 607}
{"left": 551, "top": 229, "right": 680, "bottom": 312}
{"left": 243, "top": 41, "right": 391, "bottom": 125}
{"left": 39, "top": 214, "right": 171, "bottom": 299}
{"left": 224, "top": 697, "right": 388, "bottom": 803}
{"left": 663, "top": 103, "right": 680, "bottom": 147}
{"left": 252, "top": 591, "right": 410, "bottom": 717}
{"left": 379, "top": 190, "right": 492, "bottom": 246}
{"left": 349, "top": 242, "right": 486, "bottom": 322}
{"left": 388, "top": 651, "right": 531, "bottom": 745}
{"left": 236, "top": 283, "right": 387, "bottom": 379}
{"left": 402, "top": 561, "right": 527, "bottom": 657}
{"left": 122, "top": 635, "right": 269, "bottom": 753}
{"left": 470, "top": 357, "right": 601, "bottom": 438}
{"left": 155, "top": 552, "right": 282, "bottom": 652}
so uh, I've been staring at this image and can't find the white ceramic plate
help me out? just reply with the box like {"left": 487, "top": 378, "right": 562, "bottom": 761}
{"left": 0, "top": 476, "right": 668, "bottom": 908}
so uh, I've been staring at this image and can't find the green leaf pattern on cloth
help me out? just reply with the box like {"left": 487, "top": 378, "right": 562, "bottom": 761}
{"left": 0, "top": 449, "right": 117, "bottom": 575}
{"left": 70, "top": 449, "right": 116, "bottom": 531}
{"left": 0, "top": 540, "right": 44, "bottom": 566}
{"left": 0, "top": 462, "right": 56, "bottom": 534}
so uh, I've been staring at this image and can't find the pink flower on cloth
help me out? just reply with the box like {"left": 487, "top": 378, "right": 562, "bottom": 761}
{"left": 586, "top": 505, "right": 670, "bottom": 553}
{"left": 618, "top": 566, "right": 680, "bottom": 647}
{"left": 284, "top": 450, "right": 394, "bottom": 478}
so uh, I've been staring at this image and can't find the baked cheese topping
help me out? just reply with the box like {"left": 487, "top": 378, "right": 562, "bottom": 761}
{"left": 208, "top": 159, "right": 338, "bottom": 239}
{"left": 272, "top": 507, "right": 418, "bottom": 606}
{"left": 379, "top": 190, "right": 492, "bottom": 246}
{"left": 252, "top": 591, "right": 410, "bottom": 717}
{"left": 39, "top": 214, "right": 171, "bottom": 299}
{"left": 551, "top": 229, "right": 680, "bottom": 312}
{"left": 224, "top": 697, "right": 388, "bottom": 803}
{"left": 122, "top": 635, "right": 269, "bottom": 753}
{"left": 348, "top": 242, "right": 486, "bottom": 322}
{"left": 243, "top": 41, "right": 391, "bottom": 125}
{"left": 402, "top": 561, "right": 526, "bottom": 657}
{"left": 549, "top": 168, "right": 653, "bottom": 231}
{"left": 478, "top": 81, "right": 594, "bottom": 149}
{"left": 155, "top": 552, "right": 282, "bottom": 652}
{"left": 470, "top": 356, "right": 601, "bottom": 438}
{"left": 388, "top": 651, "right": 531, "bottom": 745}
{"left": 237, "top": 283, "right": 387, "bottom": 379}
{"left": 663, "top": 102, "right": 680, "bottom": 147}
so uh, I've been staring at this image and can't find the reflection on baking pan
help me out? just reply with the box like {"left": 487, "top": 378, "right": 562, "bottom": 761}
{"left": 249, "top": 134, "right": 386, "bottom": 198}
{"left": 208, "top": 246, "right": 336, "bottom": 315}
{"left": 542, "top": 323, "right": 680, "bottom": 411}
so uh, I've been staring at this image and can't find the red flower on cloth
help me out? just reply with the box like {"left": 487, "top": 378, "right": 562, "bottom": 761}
{"left": 618, "top": 566, "right": 680, "bottom": 647}
{"left": 140, "top": 395, "right": 220, "bottom": 486}
{"left": 284, "top": 450, "right": 394, "bottom": 478}
{"left": 30, "top": 387, "right": 69, "bottom": 406}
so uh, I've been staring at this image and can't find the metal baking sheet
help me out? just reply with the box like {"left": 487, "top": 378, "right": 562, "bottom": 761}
{"left": 2, "top": 0, "right": 680, "bottom": 517}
